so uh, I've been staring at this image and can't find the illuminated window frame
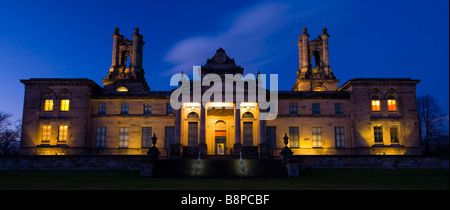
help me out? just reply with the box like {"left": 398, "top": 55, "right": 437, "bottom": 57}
{"left": 60, "top": 98, "right": 70, "bottom": 112}
{"left": 374, "top": 125, "right": 383, "bottom": 143}
{"left": 44, "top": 98, "right": 54, "bottom": 111}
{"left": 42, "top": 125, "right": 51, "bottom": 143}
{"left": 387, "top": 96, "right": 397, "bottom": 112}
{"left": 371, "top": 96, "right": 380, "bottom": 112}
{"left": 58, "top": 125, "right": 68, "bottom": 142}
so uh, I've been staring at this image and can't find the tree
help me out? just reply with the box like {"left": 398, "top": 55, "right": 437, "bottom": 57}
{"left": 0, "top": 111, "right": 21, "bottom": 155}
{"left": 417, "top": 95, "right": 446, "bottom": 154}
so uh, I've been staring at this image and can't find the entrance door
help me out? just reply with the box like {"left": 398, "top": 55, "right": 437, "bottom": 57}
{"left": 215, "top": 137, "right": 226, "bottom": 155}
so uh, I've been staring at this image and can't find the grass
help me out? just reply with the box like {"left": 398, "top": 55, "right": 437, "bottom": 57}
{"left": 0, "top": 169, "right": 448, "bottom": 190}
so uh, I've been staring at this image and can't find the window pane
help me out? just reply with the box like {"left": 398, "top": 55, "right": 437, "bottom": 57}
{"left": 188, "top": 122, "right": 198, "bottom": 146}
{"left": 142, "top": 127, "right": 152, "bottom": 148}
{"left": 96, "top": 127, "right": 106, "bottom": 148}
{"left": 166, "top": 103, "right": 174, "bottom": 114}
{"left": 45, "top": 99, "right": 53, "bottom": 111}
{"left": 121, "top": 104, "right": 129, "bottom": 114}
{"left": 372, "top": 100, "right": 380, "bottom": 111}
{"left": 335, "top": 103, "right": 343, "bottom": 114}
{"left": 98, "top": 103, "right": 106, "bottom": 114}
{"left": 374, "top": 126, "right": 383, "bottom": 142}
{"left": 312, "top": 103, "right": 320, "bottom": 114}
{"left": 61, "top": 99, "right": 70, "bottom": 111}
{"left": 335, "top": 126, "right": 345, "bottom": 148}
{"left": 390, "top": 125, "right": 399, "bottom": 143}
{"left": 289, "top": 103, "right": 297, "bottom": 114}
{"left": 289, "top": 126, "right": 299, "bottom": 148}
{"left": 119, "top": 127, "right": 129, "bottom": 148}
{"left": 243, "top": 122, "right": 253, "bottom": 146}
{"left": 388, "top": 100, "right": 397, "bottom": 111}
{"left": 42, "top": 125, "right": 51, "bottom": 142}
{"left": 144, "top": 104, "right": 152, "bottom": 114}
{"left": 312, "top": 126, "right": 322, "bottom": 148}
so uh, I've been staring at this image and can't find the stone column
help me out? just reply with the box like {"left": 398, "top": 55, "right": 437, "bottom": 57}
{"left": 320, "top": 27, "right": 330, "bottom": 76}
{"left": 199, "top": 105, "right": 207, "bottom": 155}
{"left": 234, "top": 107, "right": 242, "bottom": 156}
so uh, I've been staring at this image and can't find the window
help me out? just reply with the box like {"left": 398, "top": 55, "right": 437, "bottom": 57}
{"left": 242, "top": 112, "right": 254, "bottom": 118}
{"left": 335, "top": 103, "right": 343, "bottom": 115}
{"left": 289, "top": 126, "right": 299, "bottom": 148}
{"left": 374, "top": 126, "right": 383, "bottom": 143}
{"left": 95, "top": 127, "right": 106, "bottom": 148}
{"left": 144, "top": 104, "right": 152, "bottom": 115}
{"left": 44, "top": 97, "right": 53, "bottom": 111}
{"left": 390, "top": 125, "right": 399, "bottom": 143}
{"left": 312, "top": 126, "right": 322, "bottom": 148}
{"left": 289, "top": 103, "right": 297, "bottom": 114}
{"left": 371, "top": 96, "right": 380, "bottom": 111}
{"left": 60, "top": 97, "right": 70, "bottom": 111}
{"left": 188, "top": 122, "right": 198, "bottom": 146}
{"left": 243, "top": 122, "right": 253, "bottom": 146}
{"left": 119, "top": 127, "right": 129, "bottom": 148}
{"left": 387, "top": 96, "right": 397, "bottom": 112}
{"left": 266, "top": 126, "right": 276, "bottom": 148}
{"left": 165, "top": 126, "right": 175, "bottom": 148}
{"left": 312, "top": 103, "right": 320, "bottom": 114}
{"left": 166, "top": 103, "right": 174, "bottom": 115}
{"left": 142, "top": 127, "right": 152, "bottom": 148}
{"left": 42, "top": 125, "right": 51, "bottom": 143}
{"left": 98, "top": 103, "right": 106, "bottom": 114}
{"left": 335, "top": 126, "right": 345, "bottom": 148}
{"left": 116, "top": 86, "right": 128, "bottom": 92}
{"left": 58, "top": 125, "right": 68, "bottom": 142}
{"left": 187, "top": 112, "right": 199, "bottom": 118}
{"left": 121, "top": 104, "right": 129, "bottom": 114}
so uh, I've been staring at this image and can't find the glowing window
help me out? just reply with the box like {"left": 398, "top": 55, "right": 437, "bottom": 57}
{"left": 116, "top": 86, "right": 128, "bottom": 92}
{"left": 371, "top": 96, "right": 380, "bottom": 111}
{"left": 387, "top": 96, "right": 396, "bottom": 111}
{"left": 61, "top": 98, "right": 70, "bottom": 111}
{"left": 58, "top": 125, "right": 68, "bottom": 142}
{"left": 312, "top": 126, "right": 322, "bottom": 148}
{"left": 374, "top": 125, "right": 383, "bottom": 143}
{"left": 119, "top": 127, "right": 129, "bottom": 148}
{"left": 44, "top": 98, "right": 53, "bottom": 111}
{"left": 242, "top": 112, "right": 254, "bottom": 118}
{"left": 187, "top": 112, "right": 199, "bottom": 119}
{"left": 42, "top": 125, "right": 51, "bottom": 142}
{"left": 313, "top": 87, "right": 324, "bottom": 91}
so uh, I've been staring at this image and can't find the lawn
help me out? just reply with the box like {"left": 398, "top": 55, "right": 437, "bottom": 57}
{"left": 0, "top": 169, "right": 448, "bottom": 190}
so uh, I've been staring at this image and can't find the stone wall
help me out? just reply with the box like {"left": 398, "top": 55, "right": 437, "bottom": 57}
{"left": 0, "top": 155, "right": 447, "bottom": 171}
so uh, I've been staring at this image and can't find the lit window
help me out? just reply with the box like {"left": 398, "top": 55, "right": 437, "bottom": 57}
{"left": 313, "top": 87, "right": 324, "bottom": 91}
{"left": 289, "top": 126, "right": 299, "bottom": 148}
{"left": 116, "top": 86, "right": 128, "bottom": 92}
{"left": 371, "top": 96, "right": 380, "bottom": 111}
{"left": 387, "top": 96, "right": 396, "bottom": 111}
{"left": 44, "top": 98, "right": 53, "bottom": 111}
{"left": 61, "top": 98, "right": 70, "bottom": 111}
{"left": 58, "top": 125, "right": 68, "bottom": 142}
{"left": 42, "top": 125, "right": 51, "bottom": 142}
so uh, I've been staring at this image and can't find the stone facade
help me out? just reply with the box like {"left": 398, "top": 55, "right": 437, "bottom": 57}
{"left": 19, "top": 27, "right": 421, "bottom": 158}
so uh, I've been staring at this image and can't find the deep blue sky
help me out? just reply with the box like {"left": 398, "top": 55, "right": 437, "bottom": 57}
{"left": 0, "top": 0, "right": 448, "bottom": 130}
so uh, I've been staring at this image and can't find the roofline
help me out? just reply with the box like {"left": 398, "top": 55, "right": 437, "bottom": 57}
{"left": 338, "top": 78, "right": 421, "bottom": 91}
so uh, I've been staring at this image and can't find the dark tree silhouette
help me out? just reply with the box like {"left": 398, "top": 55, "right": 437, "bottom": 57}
{"left": 417, "top": 95, "right": 446, "bottom": 154}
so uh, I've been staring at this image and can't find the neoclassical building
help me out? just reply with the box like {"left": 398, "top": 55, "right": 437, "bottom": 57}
{"left": 19, "top": 27, "right": 421, "bottom": 158}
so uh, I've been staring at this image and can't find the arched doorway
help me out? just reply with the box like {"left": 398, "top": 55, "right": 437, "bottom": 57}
{"left": 214, "top": 120, "right": 227, "bottom": 155}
